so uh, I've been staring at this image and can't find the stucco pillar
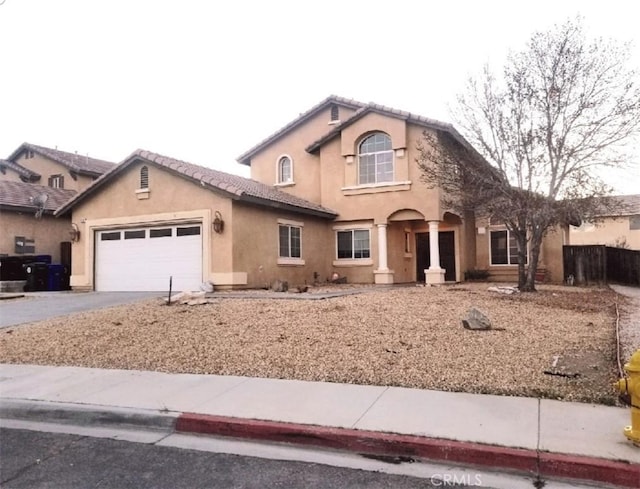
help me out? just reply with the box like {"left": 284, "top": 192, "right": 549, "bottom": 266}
{"left": 425, "top": 220, "right": 445, "bottom": 284}
{"left": 377, "top": 224, "right": 389, "bottom": 271}
{"left": 374, "top": 223, "right": 394, "bottom": 284}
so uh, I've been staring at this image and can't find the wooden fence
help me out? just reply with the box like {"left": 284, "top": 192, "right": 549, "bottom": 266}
{"left": 563, "top": 245, "right": 640, "bottom": 286}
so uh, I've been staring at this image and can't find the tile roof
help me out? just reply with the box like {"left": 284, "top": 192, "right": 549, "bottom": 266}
{"left": 56, "top": 150, "right": 338, "bottom": 219}
{"left": 0, "top": 180, "right": 76, "bottom": 214}
{"left": 236, "top": 95, "right": 366, "bottom": 165}
{"left": 305, "top": 102, "right": 469, "bottom": 153}
{"left": 7, "top": 143, "right": 116, "bottom": 177}
{"left": 0, "top": 159, "right": 40, "bottom": 181}
{"left": 607, "top": 194, "right": 640, "bottom": 216}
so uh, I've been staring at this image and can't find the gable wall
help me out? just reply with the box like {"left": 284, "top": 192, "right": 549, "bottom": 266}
{"left": 0, "top": 167, "right": 25, "bottom": 182}
{"left": 68, "top": 162, "right": 234, "bottom": 289}
{"left": 319, "top": 121, "right": 442, "bottom": 223}
{"left": 14, "top": 153, "right": 95, "bottom": 191}
{"left": 248, "top": 105, "right": 358, "bottom": 204}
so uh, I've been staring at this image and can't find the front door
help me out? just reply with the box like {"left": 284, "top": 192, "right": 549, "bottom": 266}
{"left": 415, "top": 231, "right": 456, "bottom": 282}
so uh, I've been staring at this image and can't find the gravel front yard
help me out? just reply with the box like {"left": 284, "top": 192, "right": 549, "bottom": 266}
{"left": 0, "top": 284, "right": 627, "bottom": 404}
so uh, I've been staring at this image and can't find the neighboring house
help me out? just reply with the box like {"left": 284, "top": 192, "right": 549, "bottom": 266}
{"left": 569, "top": 194, "right": 640, "bottom": 250}
{"left": 0, "top": 180, "right": 76, "bottom": 263}
{"left": 0, "top": 143, "right": 115, "bottom": 263}
{"left": 56, "top": 96, "right": 564, "bottom": 291}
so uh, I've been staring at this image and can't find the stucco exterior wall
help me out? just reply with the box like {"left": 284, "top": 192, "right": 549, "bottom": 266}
{"left": 0, "top": 211, "right": 70, "bottom": 262}
{"left": 0, "top": 168, "right": 24, "bottom": 182}
{"left": 570, "top": 217, "right": 640, "bottom": 250}
{"left": 68, "top": 162, "right": 233, "bottom": 289}
{"left": 249, "top": 105, "right": 358, "bottom": 204}
{"left": 231, "top": 202, "right": 334, "bottom": 288}
{"left": 474, "top": 219, "right": 566, "bottom": 283}
{"left": 13, "top": 153, "right": 95, "bottom": 191}
{"left": 318, "top": 123, "right": 442, "bottom": 223}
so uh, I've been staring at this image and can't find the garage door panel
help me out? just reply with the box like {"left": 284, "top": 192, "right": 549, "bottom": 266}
{"left": 96, "top": 225, "right": 202, "bottom": 291}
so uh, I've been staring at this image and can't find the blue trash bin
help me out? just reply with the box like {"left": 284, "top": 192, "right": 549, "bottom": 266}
{"left": 47, "top": 264, "right": 64, "bottom": 291}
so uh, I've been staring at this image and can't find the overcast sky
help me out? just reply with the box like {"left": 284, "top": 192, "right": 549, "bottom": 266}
{"left": 1, "top": 0, "right": 638, "bottom": 193}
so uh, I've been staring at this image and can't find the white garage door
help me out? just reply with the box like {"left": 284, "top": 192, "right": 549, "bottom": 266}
{"left": 95, "top": 224, "right": 203, "bottom": 291}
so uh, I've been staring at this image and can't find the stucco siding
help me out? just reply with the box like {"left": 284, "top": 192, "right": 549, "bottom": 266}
{"left": 570, "top": 217, "right": 640, "bottom": 250}
{"left": 0, "top": 169, "right": 24, "bottom": 182}
{"left": 249, "top": 106, "right": 358, "bottom": 204}
{"left": 231, "top": 202, "right": 334, "bottom": 288}
{"left": 0, "top": 211, "right": 70, "bottom": 262}
{"left": 68, "top": 162, "right": 231, "bottom": 289}
{"left": 14, "top": 154, "right": 94, "bottom": 191}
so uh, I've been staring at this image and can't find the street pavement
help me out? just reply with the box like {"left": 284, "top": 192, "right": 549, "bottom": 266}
{"left": 0, "top": 363, "right": 638, "bottom": 488}
{"left": 0, "top": 291, "right": 159, "bottom": 328}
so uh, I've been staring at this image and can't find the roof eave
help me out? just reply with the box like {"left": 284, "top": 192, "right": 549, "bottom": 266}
{"left": 238, "top": 194, "right": 337, "bottom": 219}
{"left": 236, "top": 96, "right": 366, "bottom": 165}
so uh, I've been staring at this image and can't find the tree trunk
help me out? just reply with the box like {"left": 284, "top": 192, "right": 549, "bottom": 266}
{"left": 516, "top": 233, "right": 527, "bottom": 290}
{"left": 522, "top": 230, "right": 543, "bottom": 292}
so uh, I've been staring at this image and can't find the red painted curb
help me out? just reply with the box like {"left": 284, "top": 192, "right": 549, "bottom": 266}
{"left": 176, "top": 413, "right": 640, "bottom": 488}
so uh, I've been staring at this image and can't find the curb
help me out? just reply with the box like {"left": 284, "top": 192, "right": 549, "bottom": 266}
{"left": 176, "top": 413, "right": 640, "bottom": 489}
{"left": 0, "top": 399, "right": 178, "bottom": 432}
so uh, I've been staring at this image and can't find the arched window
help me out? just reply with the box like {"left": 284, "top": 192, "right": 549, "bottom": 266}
{"left": 277, "top": 156, "right": 293, "bottom": 184}
{"left": 358, "top": 133, "right": 393, "bottom": 185}
{"left": 140, "top": 165, "right": 149, "bottom": 189}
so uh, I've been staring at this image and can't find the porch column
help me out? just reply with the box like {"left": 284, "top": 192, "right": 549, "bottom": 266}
{"left": 377, "top": 224, "right": 389, "bottom": 271}
{"left": 374, "top": 223, "right": 395, "bottom": 284}
{"left": 425, "top": 220, "right": 445, "bottom": 284}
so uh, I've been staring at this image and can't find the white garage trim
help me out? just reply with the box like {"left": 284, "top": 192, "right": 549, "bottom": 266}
{"left": 95, "top": 224, "right": 203, "bottom": 291}
{"left": 72, "top": 210, "right": 211, "bottom": 291}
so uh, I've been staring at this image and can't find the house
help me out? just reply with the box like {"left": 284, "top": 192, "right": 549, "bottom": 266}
{"left": 569, "top": 194, "right": 640, "bottom": 250}
{"left": 56, "top": 96, "right": 565, "bottom": 291}
{"left": 0, "top": 143, "right": 115, "bottom": 263}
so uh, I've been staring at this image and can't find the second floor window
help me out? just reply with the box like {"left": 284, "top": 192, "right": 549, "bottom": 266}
{"left": 48, "top": 174, "right": 64, "bottom": 189}
{"left": 358, "top": 132, "right": 393, "bottom": 185}
{"left": 277, "top": 156, "right": 292, "bottom": 184}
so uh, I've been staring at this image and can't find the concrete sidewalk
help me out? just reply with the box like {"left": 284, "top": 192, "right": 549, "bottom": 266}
{"left": 0, "top": 364, "right": 638, "bottom": 487}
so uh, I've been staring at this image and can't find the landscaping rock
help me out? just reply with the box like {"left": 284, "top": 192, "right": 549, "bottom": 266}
{"left": 271, "top": 279, "right": 289, "bottom": 293}
{"left": 462, "top": 307, "right": 492, "bottom": 330}
{"left": 487, "top": 286, "right": 519, "bottom": 295}
{"left": 199, "top": 281, "right": 214, "bottom": 293}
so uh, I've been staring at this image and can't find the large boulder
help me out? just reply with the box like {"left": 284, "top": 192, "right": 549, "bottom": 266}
{"left": 462, "top": 307, "right": 492, "bottom": 330}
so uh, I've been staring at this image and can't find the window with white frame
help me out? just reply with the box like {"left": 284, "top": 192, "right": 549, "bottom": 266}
{"left": 277, "top": 156, "right": 293, "bottom": 184}
{"left": 337, "top": 229, "right": 370, "bottom": 259}
{"left": 48, "top": 174, "right": 64, "bottom": 188}
{"left": 358, "top": 133, "right": 393, "bottom": 185}
{"left": 279, "top": 224, "right": 301, "bottom": 258}
{"left": 490, "top": 229, "right": 527, "bottom": 265}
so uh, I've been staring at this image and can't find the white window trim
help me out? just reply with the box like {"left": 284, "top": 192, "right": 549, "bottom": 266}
{"left": 341, "top": 180, "right": 411, "bottom": 191}
{"left": 335, "top": 228, "right": 371, "bottom": 261}
{"left": 357, "top": 133, "right": 394, "bottom": 185}
{"left": 489, "top": 228, "right": 528, "bottom": 266}
{"left": 332, "top": 258, "right": 373, "bottom": 267}
{"left": 278, "top": 257, "right": 306, "bottom": 266}
{"left": 332, "top": 222, "right": 373, "bottom": 231}
{"left": 275, "top": 154, "right": 294, "bottom": 185}
{"left": 277, "top": 218, "right": 304, "bottom": 227}
{"left": 278, "top": 222, "right": 303, "bottom": 262}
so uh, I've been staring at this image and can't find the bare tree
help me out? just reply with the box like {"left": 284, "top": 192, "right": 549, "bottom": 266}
{"left": 418, "top": 18, "right": 640, "bottom": 291}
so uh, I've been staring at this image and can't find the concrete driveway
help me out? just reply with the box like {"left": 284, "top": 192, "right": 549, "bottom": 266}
{"left": 0, "top": 291, "right": 160, "bottom": 329}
